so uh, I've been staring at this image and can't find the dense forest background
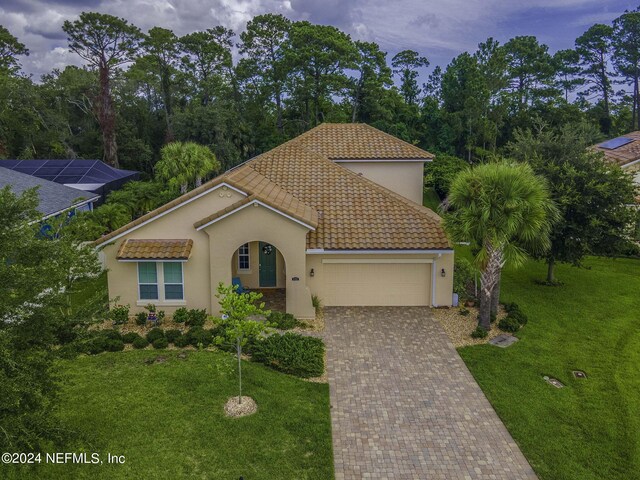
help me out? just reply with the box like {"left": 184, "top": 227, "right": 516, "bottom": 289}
{"left": 1, "top": 9, "right": 640, "bottom": 175}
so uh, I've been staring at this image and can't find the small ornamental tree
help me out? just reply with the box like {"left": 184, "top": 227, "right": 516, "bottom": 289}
{"left": 213, "top": 283, "right": 270, "bottom": 405}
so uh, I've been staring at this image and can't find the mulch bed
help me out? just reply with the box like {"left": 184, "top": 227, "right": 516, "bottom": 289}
{"left": 433, "top": 304, "right": 508, "bottom": 348}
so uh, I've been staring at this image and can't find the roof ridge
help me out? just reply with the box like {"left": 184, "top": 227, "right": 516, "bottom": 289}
{"left": 248, "top": 140, "right": 443, "bottom": 224}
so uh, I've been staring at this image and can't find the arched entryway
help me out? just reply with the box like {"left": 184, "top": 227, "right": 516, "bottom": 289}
{"left": 230, "top": 241, "right": 287, "bottom": 312}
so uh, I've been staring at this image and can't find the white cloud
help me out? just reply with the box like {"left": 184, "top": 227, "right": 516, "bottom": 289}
{"left": 0, "top": 0, "right": 624, "bottom": 78}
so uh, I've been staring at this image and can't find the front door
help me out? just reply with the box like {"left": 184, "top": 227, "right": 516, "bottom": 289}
{"left": 259, "top": 242, "right": 277, "bottom": 287}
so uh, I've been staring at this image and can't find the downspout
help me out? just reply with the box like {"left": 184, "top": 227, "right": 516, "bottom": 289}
{"left": 431, "top": 259, "right": 438, "bottom": 307}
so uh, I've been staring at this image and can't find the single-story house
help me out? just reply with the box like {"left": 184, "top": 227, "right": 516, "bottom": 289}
{"left": 0, "top": 159, "right": 139, "bottom": 202}
{"left": 593, "top": 133, "right": 640, "bottom": 201}
{"left": 95, "top": 123, "right": 454, "bottom": 319}
{"left": 0, "top": 166, "right": 100, "bottom": 221}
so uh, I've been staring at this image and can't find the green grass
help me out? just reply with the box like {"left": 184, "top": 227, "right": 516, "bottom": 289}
{"left": 422, "top": 187, "right": 442, "bottom": 211}
{"left": 459, "top": 254, "right": 640, "bottom": 480}
{"left": 6, "top": 350, "right": 333, "bottom": 480}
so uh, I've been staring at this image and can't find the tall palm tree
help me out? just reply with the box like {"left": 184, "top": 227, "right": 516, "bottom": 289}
{"left": 155, "top": 142, "right": 221, "bottom": 193}
{"left": 443, "top": 161, "right": 557, "bottom": 330}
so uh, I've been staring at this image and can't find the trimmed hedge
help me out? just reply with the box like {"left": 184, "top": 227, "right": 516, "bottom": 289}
{"left": 122, "top": 332, "right": 142, "bottom": 344}
{"left": 185, "top": 309, "right": 208, "bottom": 327}
{"left": 498, "top": 316, "right": 520, "bottom": 333}
{"left": 252, "top": 333, "right": 325, "bottom": 378}
{"left": 152, "top": 337, "right": 169, "bottom": 349}
{"left": 132, "top": 337, "right": 149, "bottom": 349}
{"left": 185, "top": 327, "right": 213, "bottom": 347}
{"left": 471, "top": 326, "right": 488, "bottom": 339}
{"left": 146, "top": 328, "right": 166, "bottom": 344}
{"left": 267, "top": 311, "right": 302, "bottom": 330}
{"left": 165, "top": 329, "right": 183, "bottom": 344}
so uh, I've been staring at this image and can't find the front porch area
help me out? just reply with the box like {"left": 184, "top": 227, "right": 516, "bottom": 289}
{"left": 254, "top": 288, "right": 286, "bottom": 313}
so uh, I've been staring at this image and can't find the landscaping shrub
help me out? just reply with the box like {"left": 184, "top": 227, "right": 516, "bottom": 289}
{"left": 105, "top": 339, "right": 125, "bottom": 352}
{"left": 132, "top": 337, "right": 149, "bottom": 349}
{"left": 503, "top": 302, "right": 520, "bottom": 313}
{"left": 84, "top": 335, "right": 109, "bottom": 355}
{"left": 174, "top": 335, "right": 190, "bottom": 348}
{"left": 186, "top": 308, "right": 208, "bottom": 327}
{"left": 135, "top": 312, "right": 147, "bottom": 326}
{"left": 152, "top": 337, "right": 169, "bottom": 349}
{"left": 185, "top": 327, "right": 213, "bottom": 347}
{"left": 453, "top": 258, "right": 476, "bottom": 301}
{"left": 157, "top": 310, "right": 166, "bottom": 325}
{"left": 267, "top": 311, "right": 302, "bottom": 330}
{"left": 145, "top": 328, "right": 166, "bottom": 344}
{"left": 102, "top": 329, "right": 123, "bottom": 341}
{"left": 311, "top": 295, "right": 322, "bottom": 314}
{"left": 252, "top": 333, "right": 325, "bottom": 378}
{"left": 508, "top": 309, "right": 528, "bottom": 326}
{"left": 55, "top": 323, "right": 79, "bottom": 345}
{"left": 122, "top": 332, "right": 142, "bottom": 344}
{"left": 498, "top": 316, "right": 521, "bottom": 333}
{"left": 471, "top": 326, "right": 488, "bottom": 339}
{"left": 165, "top": 329, "right": 182, "bottom": 344}
{"left": 109, "top": 304, "right": 130, "bottom": 325}
{"left": 173, "top": 307, "right": 189, "bottom": 324}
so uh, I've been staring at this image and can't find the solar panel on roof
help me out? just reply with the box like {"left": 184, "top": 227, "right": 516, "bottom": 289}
{"left": 599, "top": 137, "right": 634, "bottom": 149}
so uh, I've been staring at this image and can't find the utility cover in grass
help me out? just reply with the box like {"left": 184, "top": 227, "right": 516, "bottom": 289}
{"left": 488, "top": 334, "right": 519, "bottom": 348}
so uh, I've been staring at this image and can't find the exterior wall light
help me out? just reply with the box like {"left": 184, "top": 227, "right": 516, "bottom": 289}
{"left": 440, "top": 268, "right": 446, "bottom": 277}
{"left": 310, "top": 268, "right": 315, "bottom": 277}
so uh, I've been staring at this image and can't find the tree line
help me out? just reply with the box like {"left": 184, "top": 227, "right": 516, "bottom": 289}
{"left": 3, "top": 9, "right": 640, "bottom": 172}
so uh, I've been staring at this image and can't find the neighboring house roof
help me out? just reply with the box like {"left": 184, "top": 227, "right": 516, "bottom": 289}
{"left": 0, "top": 166, "right": 99, "bottom": 219}
{"left": 593, "top": 132, "right": 640, "bottom": 168}
{"left": 117, "top": 239, "right": 193, "bottom": 260}
{"left": 95, "top": 123, "right": 449, "bottom": 251}
{"left": 0, "top": 159, "right": 139, "bottom": 194}
{"left": 291, "top": 123, "right": 434, "bottom": 160}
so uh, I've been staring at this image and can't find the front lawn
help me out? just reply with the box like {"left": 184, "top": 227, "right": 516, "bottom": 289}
{"left": 6, "top": 350, "right": 333, "bottom": 480}
{"left": 459, "top": 255, "right": 640, "bottom": 480}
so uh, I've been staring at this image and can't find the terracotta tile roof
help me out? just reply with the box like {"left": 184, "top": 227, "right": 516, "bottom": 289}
{"left": 96, "top": 123, "right": 449, "bottom": 251}
{"left": 289, "top": 123, "right": 434, "bottom": 160}
{"left": 245, "top": 142, "right": 449, "bottom": 250}
{"left": 593, "top": 131, "right": 640, "bottom": 167}
{"left": 117, "top": 239, "right": 193, "bottom": 260}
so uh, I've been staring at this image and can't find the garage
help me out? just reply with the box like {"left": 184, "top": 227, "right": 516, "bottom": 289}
{"left": 322, "top": 259, "right": 432, "bottom": 306}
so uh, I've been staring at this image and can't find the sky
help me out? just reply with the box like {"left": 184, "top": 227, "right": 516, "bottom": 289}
{"left": 0, "top": 0, "right": 637, "bottom": 80}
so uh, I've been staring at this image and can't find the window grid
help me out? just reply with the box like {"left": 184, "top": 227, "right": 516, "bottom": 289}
{"left": 238, "top": 243, "right": 250, "bottom": 270}
{"left": 137, "top": 262, "right": 184, "bottom": 302}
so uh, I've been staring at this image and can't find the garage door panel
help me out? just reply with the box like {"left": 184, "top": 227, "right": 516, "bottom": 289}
{"left": 323, "top": 262, "right": 431, "bottom": 306}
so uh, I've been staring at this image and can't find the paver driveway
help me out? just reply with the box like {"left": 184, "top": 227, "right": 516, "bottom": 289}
{"left": 324, "top": 306, "right": 537, "bottom": 480}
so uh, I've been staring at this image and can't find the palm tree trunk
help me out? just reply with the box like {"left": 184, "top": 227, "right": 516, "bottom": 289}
{"left": 490, "top": 272, "right": 501, "bottom": 318}
{"left": 479, "top": 243, "right": 504, "bottom": 330}
{"left": 546, "top": 257, "right": 555, "bottom": 284}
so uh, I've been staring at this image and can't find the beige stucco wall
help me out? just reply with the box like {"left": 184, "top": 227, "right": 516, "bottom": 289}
{"left": 203, "top": 204, "right": 316, "bottom": 319}
{"left": 101, "top": 186, "right": 245, "bottom": 314}
{"left": 306, "top": 251, "right": 454, "bottom": 307}
{"left": 231, "top": 241, "right": 286, "bottom": 288}
{"left": 337, "top": 161, "right": 425, "bottom": 204}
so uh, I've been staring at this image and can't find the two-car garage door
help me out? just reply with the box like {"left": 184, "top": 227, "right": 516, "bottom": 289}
{"left": 322, "top": 260, "right": 432, "bottom": 306}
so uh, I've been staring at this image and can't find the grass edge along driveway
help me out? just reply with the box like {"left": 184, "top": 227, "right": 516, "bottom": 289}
{"left": 459, "top": 254, "right": 640, "bottom": 480}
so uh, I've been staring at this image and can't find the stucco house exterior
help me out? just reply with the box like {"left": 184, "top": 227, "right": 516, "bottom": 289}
{"left": 95, "top": 123, "right": 454, "bottom": 319}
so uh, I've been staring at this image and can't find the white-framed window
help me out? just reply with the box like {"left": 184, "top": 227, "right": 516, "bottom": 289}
{"left": 137, "top": 262, "right": 184, "bottom": 302}
{"left": 138, "top": 262, "right": 159, "bottom": 300}
{"left": 163, "top": 262, "right": 184, "bottom": 300}
{"left": 238, "top": 243, "right": 250, "bottom": 270}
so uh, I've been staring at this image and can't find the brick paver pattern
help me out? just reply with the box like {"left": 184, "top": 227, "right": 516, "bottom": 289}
{"left": 324, "top": 307, "right": 538, "bottom": 480}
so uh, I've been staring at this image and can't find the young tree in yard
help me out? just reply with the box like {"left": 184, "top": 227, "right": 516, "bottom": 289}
{"left": 155, "top": 141, "right": 220, "bottom": 193}
{"left": 214, "top": 283, "right": 270, "bottom": 405}
{"left": 443, "top": 161, "right": 557, "bottom": 330}
{"left": 63, "top": 12, "right": 142, "bottom": 168}
{"left": 508, "top": 122, "right": 638, "bottom": 283}
{"left": 0, "top": 187, "right": 104, "bottom": 450}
